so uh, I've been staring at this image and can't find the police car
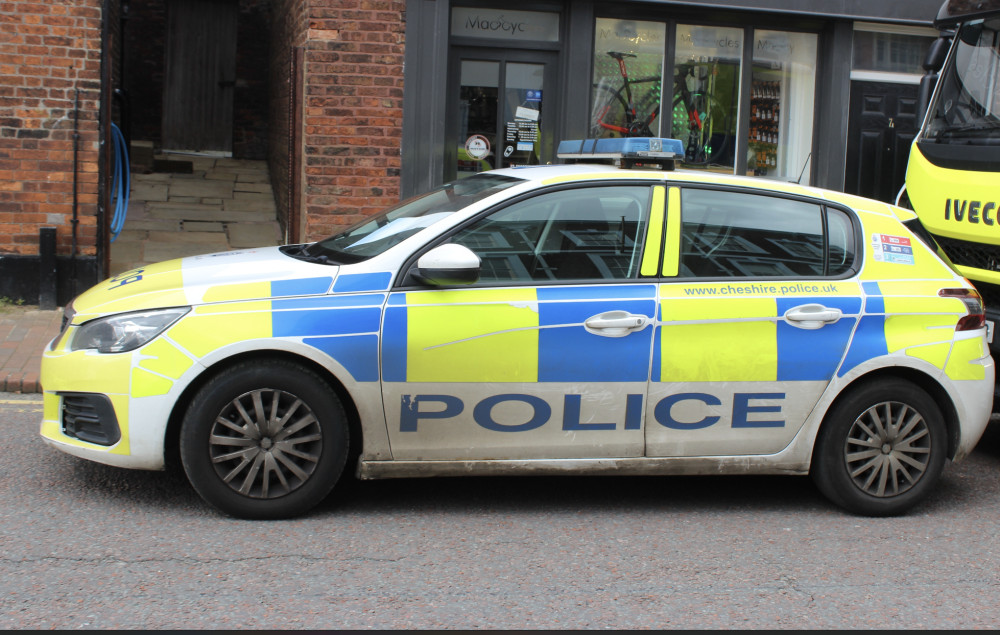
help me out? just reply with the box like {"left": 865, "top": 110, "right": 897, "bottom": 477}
{"left": 40, "top": 138, "right": 995, "bottom": 519}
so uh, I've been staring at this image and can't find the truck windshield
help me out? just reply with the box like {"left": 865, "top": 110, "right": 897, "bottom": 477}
{"left": 924, "top": 18, "right": 1000, "bottom": 143}
{"left": 297, "top": 173, "right": 523, "bottom": 264}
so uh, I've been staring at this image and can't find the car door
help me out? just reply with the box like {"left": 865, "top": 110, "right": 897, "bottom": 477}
{"left": 380, "top": 183, "right": 665, "bottom": 461}
{"left": 645, "top": 185, "right": 862, "bottom": 457}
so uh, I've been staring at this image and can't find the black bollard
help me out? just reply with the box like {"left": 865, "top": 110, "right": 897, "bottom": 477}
{"left": 39, "top": 227, "right": 57, "bottom": 310}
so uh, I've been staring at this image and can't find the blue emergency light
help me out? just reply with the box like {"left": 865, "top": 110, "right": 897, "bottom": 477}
{"left": 557, "top": 137, "right": 685, "bottom": 170}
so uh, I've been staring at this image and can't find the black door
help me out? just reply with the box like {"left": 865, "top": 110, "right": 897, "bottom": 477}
{"left": 162, "top": 0, "right": 238, "bottom": 153}
{"left": 446, "top": 48, "right": 559, "bottom": 181}
{"left": 844, "top": 81, "right": 920, "bottom": 204}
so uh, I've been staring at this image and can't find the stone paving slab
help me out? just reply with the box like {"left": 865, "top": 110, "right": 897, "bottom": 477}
{"left": 205, "top": 170, "right": 239, "bottom": 181}
{"left": 131, "top": 182, "right": 169, "bottom": 201}
{"left": 168, "top": 179, "right": 234, "bottom": 199}
{"left": 223, "top": 196, "right": 276, "bottom": 213}
{"left": 144, "top": 242, "right": 229, "bottom": 262}
{"left": 145, "top": 230, "right": 230, "bottom": 246}
{"left": 148, "top": 207, "right": 276, "bottom": 223}
{"left": 228, "top": 222, "right": 283, "bottom": 249}
{"left": 183, "top": 221, "right": 226, "bottom": 233}
{"left": 234, "top": 182, "right": 274, "bottom": 194}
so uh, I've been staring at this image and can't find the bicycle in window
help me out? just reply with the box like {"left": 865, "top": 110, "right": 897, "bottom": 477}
{"left": 591, "top": 52, "right": 731, "bottom": 166}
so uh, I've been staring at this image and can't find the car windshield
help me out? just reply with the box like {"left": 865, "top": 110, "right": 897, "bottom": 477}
{"left": 298, "top": 173, "right": 524, "bottom": 264}
{"left": 923, "top": 18, "right": 1000, "bottom": 143}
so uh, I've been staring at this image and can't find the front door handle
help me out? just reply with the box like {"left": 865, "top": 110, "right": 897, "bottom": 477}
{"left": 784, "top": 303, "right": 842, "bottom": 329}
{"left": 584, "top": 311, "right": 649, "bottom": 337}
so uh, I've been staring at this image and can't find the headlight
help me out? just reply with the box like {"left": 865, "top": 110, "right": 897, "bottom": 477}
{"left": 70, "top": 307, "right": 191, "bottom": 353}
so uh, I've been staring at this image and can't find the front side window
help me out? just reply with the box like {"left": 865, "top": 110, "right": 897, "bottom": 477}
{"left": 302, "top": 173, "right": 523, "bottom": 264}
{"left": 448, "top": 185, "right": 652, "bottom": 282}
{"left": 679, "top": 188, "right": 855, "bottom": 278}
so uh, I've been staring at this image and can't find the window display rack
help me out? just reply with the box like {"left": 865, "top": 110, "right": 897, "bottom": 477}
{"left": 749, "top": 77, "right": 780, "bottom": 176}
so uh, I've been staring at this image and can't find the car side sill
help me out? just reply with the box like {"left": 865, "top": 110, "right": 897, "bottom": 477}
{"left": 357, "top": 456, "right": 808, "bottom": 480}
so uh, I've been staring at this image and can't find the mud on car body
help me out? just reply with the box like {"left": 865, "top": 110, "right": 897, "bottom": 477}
{"left": 40, "top": 162, "right": 994, "bottom": 519}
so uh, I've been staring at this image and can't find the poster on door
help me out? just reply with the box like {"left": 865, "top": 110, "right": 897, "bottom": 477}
{"left": 504, "top": 91, "right": 541, "bottom": 166}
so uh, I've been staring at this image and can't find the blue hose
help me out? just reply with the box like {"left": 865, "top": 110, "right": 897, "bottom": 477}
{"left": 109, "top": 122, "right": 130, "bottom": 243}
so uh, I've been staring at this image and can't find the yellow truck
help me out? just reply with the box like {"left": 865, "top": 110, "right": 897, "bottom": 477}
{"left": 905, "top": 0, "right": 1000, "bottom": 405}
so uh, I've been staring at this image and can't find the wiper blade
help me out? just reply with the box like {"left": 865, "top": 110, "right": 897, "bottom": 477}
{"left": 287, "top": 245, "right": 341, "bottom": 265}
{"left": 938, "top": 122, "right": 1000, "bottom": 136}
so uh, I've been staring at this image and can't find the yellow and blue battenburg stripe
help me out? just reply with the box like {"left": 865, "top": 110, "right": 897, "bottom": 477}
{"left": 148, "top": 273, "right": 394, "bottom": 388}
{"left": 838, "top": 281, "right": 888, "bottom": 377}
{"left": 381, "top": 284, "right": 658, "bottom": 383}
{"left": 652, "top": 282, "right": 865, "bottom": 383}
{"left": 777, "top": 295, "right": 861, "bottom": 380}
{"left": 270, "top": 273, "right": 392, "bottom": 382}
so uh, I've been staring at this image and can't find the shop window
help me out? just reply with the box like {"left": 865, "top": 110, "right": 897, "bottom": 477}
{"left": 748, "top": 30, "right": 818, "bottom": 185}
{"left": 672, "top": 25, "right": 742, "bottom": 171}
{"left": 591, "top": 18, "right": 666, "bottom": 138}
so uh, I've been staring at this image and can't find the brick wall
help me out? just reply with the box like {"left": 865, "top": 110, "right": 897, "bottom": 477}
{"left": 294, "top": 0, "right": 406, "bottom": 242}
{"left": 0, "top": 0, "right": 104, "bottom": 258}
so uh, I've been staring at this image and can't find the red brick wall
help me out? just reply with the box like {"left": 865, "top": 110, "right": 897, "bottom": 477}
{"left": 0, "top": 0, "right": 104, "bottom": 257}
{"left": 298, "top": 0, "right": 406, "bottom": 242}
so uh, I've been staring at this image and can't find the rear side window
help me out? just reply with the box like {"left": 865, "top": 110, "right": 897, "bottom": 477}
{"left": 679, "top": 188, "right": 855, "bottom": 278}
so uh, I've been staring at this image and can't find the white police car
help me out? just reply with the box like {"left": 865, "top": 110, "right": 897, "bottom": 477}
{"left": 40, "top": 145, "right": 994, "bottom": 518}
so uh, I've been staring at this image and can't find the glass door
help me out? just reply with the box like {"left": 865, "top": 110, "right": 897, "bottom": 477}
{"left": 448, "top": 49, "right": 558, "bottom": 180}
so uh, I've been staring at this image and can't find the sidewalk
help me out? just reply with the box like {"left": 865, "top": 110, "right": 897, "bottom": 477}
{"left": 0, "top": 306, "right": 63, "bottom": 393}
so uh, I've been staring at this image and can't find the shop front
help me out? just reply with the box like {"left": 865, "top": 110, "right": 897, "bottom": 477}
{"left": 402, "top": 0, "right": 940, "bottom": 199}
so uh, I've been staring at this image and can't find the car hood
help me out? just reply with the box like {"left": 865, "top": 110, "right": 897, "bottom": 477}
{"left": 69, "top": 247, "right": 340, "bottom": 324}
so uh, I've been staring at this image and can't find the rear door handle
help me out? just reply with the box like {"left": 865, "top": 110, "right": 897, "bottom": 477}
{"left": 584, "top": 311, "right": 649, "bottom": 337}
{"left": 784, "top": 303, "right": 842, "bottom": 329}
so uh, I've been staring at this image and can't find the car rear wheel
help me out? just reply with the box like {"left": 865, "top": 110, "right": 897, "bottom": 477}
{"left": 180, "top": 360, "right": 348, "bottom": 519}
{"left": 812, "top": 378, "right": 946, "bottom": 516}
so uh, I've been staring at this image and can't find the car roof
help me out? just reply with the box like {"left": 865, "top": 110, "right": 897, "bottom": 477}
{"left": 491, "top": 163, "right": 817, "bottom": 195}
{"left": 488, "top": 163, "right": 906, "bottom": 219}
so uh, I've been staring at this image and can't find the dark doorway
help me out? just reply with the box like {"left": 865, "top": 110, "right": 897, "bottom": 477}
{"left": 162, "top": 0, "right": 238, "bottom": 153}
{"left": 844, "top": 81, "right": 920, "bottom": 204}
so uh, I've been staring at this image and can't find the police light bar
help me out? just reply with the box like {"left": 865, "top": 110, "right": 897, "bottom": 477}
{"left": 557, "top": 137, "right": 684, "bottom": 170}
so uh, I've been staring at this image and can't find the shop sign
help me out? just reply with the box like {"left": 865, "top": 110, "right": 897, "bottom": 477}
{"left": 451, "top": 7, "right": 560, "bottom": 42}
{"left": 754, "top": 33, "right": 794, "bottom": 62}
{"left": 676, "top": 25, "right": 743, "bottom": 62}
{"left": 594, "top": 19, "right": 665, "bottom": 56}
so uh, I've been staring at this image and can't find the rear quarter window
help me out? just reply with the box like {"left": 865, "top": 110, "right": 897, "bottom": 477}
{"left": 679, "top": 188, "right": 856, "bottom": 278}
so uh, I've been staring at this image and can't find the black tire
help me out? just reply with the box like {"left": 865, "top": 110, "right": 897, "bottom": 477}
{"left": 180, "top": 360, "right": 349, "bottom": 519}
{"left": 812, "top": 378, "right": 947, "bottom": 516}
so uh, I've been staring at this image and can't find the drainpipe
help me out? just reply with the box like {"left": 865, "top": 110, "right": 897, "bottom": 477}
{"left": 96, "top": 0, "right": 113, "bottom": 281}
{"left": 71, "top": 87, "right": 79, "bottom": 297}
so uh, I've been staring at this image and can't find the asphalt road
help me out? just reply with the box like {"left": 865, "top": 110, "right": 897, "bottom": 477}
{"left": 3, "top": 392, "right": 1000, "bottom": 629}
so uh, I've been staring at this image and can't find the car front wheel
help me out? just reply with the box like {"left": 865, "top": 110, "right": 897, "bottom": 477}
{"left": 180, "top": 360, "right": 349, "bottom": 519}
{"left": 812, "top": 378, "right": 947, "bottom": 516}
